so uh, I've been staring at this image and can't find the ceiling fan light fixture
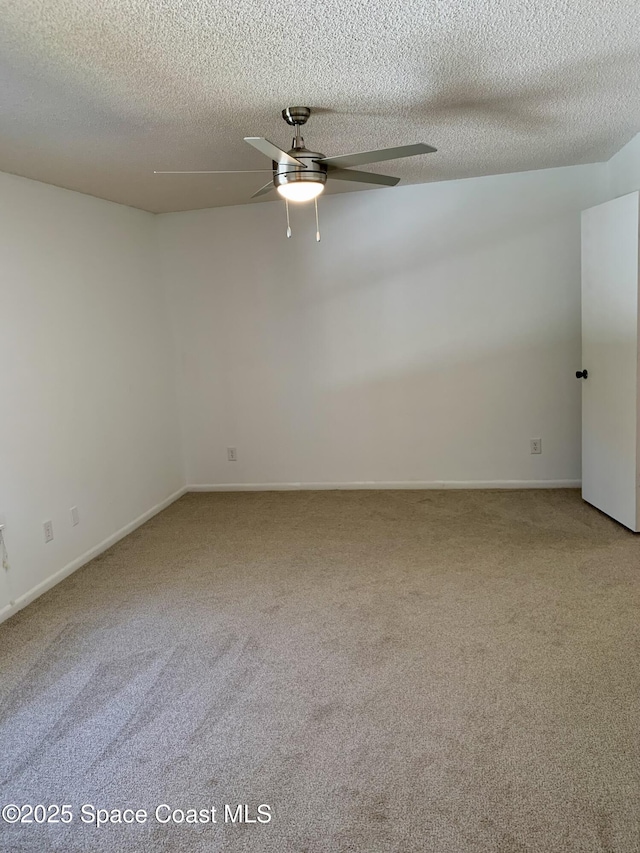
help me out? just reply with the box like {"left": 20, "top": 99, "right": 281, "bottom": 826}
{"left": 156, "top": 107, "right": 437, "bottom": 220}
{"left": 276, "top": 181, "right": 325, "bottom": 202}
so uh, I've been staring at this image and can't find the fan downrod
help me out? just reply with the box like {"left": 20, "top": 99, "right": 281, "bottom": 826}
{"left": 282, "top": 106, "right": 311, "bottom": 127}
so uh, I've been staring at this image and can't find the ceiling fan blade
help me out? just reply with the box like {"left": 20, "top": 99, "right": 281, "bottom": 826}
{"left": 251, "top": 181, "right": 276, "bottom": 198}
{"left": 244, "top": 137, "right": 306, "bottom": 167}
{"left": 318, "top": 142, "right": 436, "bottom": 170}
{"left": 154, "top": 169, "right": 273, "bottom": 174}
{"left": 327, "top": 168, "right": 400, "bottom": 187}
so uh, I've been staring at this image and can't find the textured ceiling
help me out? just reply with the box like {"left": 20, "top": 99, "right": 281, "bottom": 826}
{"left": 1, "top": 0, "right": 639, "bottom": 213}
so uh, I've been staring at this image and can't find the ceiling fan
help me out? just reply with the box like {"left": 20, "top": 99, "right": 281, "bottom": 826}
{"left": 155, "top": 106, "right": 437, "bottom": 204}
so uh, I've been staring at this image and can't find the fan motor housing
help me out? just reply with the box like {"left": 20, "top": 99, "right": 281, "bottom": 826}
{"left": 274, "top": 148, "right": 327, "bottom": 191}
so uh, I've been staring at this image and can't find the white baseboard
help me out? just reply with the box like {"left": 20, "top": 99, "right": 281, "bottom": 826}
{"left": 188, "top": 480, "right": 581, "bottom": 491}
{"left": 0, "top": 486, "right": 187, "bottom": 626}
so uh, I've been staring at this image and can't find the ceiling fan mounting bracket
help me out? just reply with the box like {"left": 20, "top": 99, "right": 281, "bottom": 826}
{"left": 282, "top": 106, "right": 311, "bottom": 127}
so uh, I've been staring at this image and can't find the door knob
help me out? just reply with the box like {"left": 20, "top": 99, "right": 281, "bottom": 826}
{"left": 576, "top": 369, "right": 588, "bottom": 379}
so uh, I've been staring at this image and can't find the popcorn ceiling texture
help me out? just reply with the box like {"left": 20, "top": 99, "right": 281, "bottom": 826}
{"left": 0, "top": 0, "right": 639, "bottom": 212}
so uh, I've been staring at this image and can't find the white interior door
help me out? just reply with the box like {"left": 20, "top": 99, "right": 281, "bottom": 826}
{"left": 581, "top": 192, "right": 640, "bottom": 532}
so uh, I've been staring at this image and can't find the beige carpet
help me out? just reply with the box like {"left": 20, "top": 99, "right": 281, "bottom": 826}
{"left": 1, "top": 489, "right": 639, "bottom": 852}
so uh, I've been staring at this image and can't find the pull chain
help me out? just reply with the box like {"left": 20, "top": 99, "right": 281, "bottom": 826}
{"left": 284, "top": 197, "right": 321, "bottom": 241}
{"left": 285, "top": 199, "right": 292, "bottom": 238}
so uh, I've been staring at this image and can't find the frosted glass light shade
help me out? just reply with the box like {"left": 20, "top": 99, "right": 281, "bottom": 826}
{"left": 277, "top": 181, "right": 325, "bottom": 202}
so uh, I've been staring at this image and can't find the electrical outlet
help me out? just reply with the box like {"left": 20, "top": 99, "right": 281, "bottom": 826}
{"left": 227, "top": 447, "right": 237, "bottom": 462}
{"left": 530, "top": 438, "right": 542, "bottom": 455}
{"left": 43, "top": 520, "right": 54, "bottom": 543}
{"left": 0, "top": 513, "right": 7, "bottom": 573}
{"left": 70, "top": 506, "right": 80, "bottom": 526}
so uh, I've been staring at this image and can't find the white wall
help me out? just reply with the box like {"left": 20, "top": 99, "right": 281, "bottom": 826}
{"left": 0, "top": 143, "right": 630, "bottom": 622}
{"left": 608, "top": 132, "right": 640, "bottom": 198}
{"left": 0, "top": 173, "right": 183, "bottom": 619}
{"left": 158, "top": 162, "right": 608, "bottom": 488}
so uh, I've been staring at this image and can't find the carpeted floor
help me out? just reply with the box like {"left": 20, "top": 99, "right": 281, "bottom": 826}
{"left": 0, "top": 489, "right": 639, "bottom": 852}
